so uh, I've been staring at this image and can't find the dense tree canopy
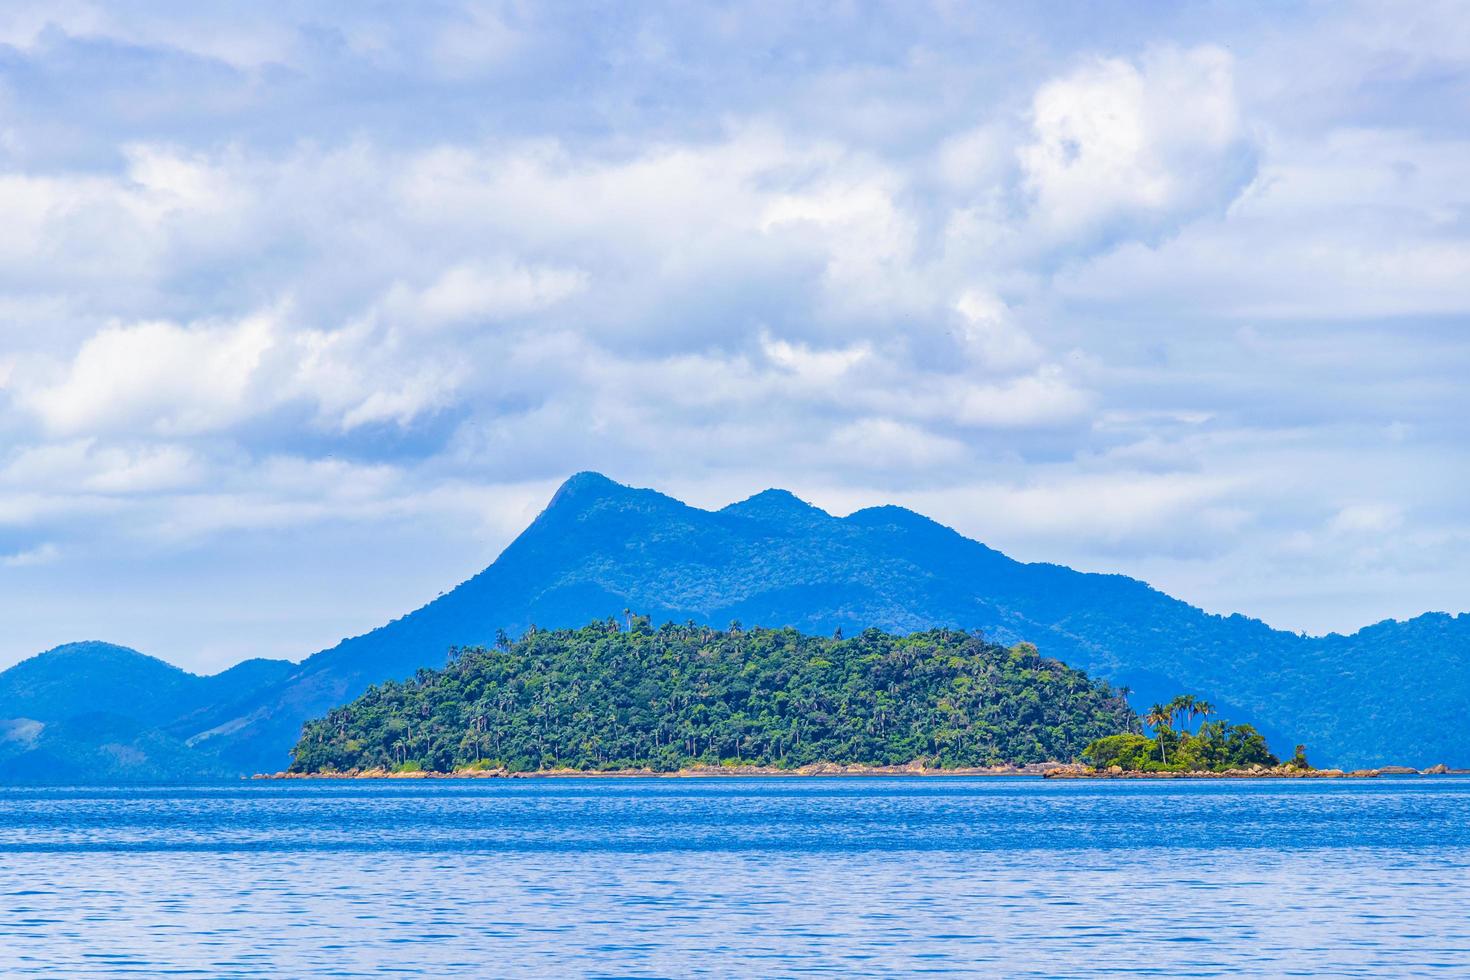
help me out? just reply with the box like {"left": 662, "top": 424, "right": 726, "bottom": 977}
{"left": 1083, "top": 694, "right": 1281, "bottom": 772}
{"left": 289, "top": 620, "right": 1137, "bottom": 773}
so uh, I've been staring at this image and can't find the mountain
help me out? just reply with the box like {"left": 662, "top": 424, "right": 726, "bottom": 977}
{"left": 288, "top": 623, "right": 1139, "bottom": 773}
{"left": 0, "top": 642, "right": 294, "bottom": 781}
{"left": 9, "top": 472, "right": 1469, "bottom": 778}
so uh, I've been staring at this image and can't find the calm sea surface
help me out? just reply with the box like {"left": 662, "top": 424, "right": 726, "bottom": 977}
{"left": 1, "top": 777, "right": 1467, "bottom": 977}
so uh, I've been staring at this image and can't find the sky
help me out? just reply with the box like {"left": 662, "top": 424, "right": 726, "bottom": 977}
{"left": 2, "top": 1, "right": 1469, "bottom": 672}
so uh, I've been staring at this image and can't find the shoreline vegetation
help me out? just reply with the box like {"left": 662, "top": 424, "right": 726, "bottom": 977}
{"left": 256, "top": 761, "right": 1467, "bottom": 780}
{"left": 261, "top": 761, "right": 1063, "bottom": 779}
{"left": 1068, "top": 693, "right": 1467, "bottom": 778}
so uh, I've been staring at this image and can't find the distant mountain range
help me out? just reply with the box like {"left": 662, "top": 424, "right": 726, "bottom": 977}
{"left": 0, "top": 642, "right": 292, "bottom": 781}
{"left": 2, "top": 471, "right": 1467, "bottom": 780}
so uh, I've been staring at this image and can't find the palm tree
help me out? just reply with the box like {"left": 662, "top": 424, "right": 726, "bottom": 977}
{"left": 1194, "top": 700, "right": 1215, "bottom": 731}
{"left": 1145, "top": 703, "right": 1173, "bottom": 764}
{"left": 1168, "top": 694, "right": 1197, "bottom": 733}
{"left": 1115, "top": 686, "right": 1138, "bottom": 732}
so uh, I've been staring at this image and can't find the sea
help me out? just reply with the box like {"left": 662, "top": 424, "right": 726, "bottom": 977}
{"left": 1, "top": 777, "right": 1467, "bottom": 977}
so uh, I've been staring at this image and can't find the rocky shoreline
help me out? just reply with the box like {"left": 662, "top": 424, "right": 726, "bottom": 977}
{"left": 256, "top": 761, "right": 1071, "bottom": 779}
{"left": 1043, "top": 763, "right": 1469, "bottom": 779}
{"left": 257, "top": 761, "right": 1469, "bottom": 780}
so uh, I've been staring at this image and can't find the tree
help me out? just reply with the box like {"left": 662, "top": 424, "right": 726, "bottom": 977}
{"left": 1145, "top": 703, "right": 1173, "bottom": 764}
{"left": 1168, "top": 694, "right": 1198, "bottom": 733}
{"left": 1116, "top": 698, "right": 1279, "bottom": 773}
{"left": 1116, "top": 686, "right": 1137, "bottom": 732}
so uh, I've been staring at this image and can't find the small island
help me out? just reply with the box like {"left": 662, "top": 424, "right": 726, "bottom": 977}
{"left": 285, "top": 620, "right": 1136, "bottom": 775}
{"left": 1051, "top": 695, "right": 1437, "bottom": 779}
{"left": 1073, "top": 694, "right": 1287, "bottom": 775}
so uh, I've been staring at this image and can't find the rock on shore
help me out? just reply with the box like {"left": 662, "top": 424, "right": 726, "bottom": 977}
{"left": 257, "top": 761, "right": 1470, "bottom": 780}
{"left": 1041, "top": 763, "right": 1464, "bottom": 779}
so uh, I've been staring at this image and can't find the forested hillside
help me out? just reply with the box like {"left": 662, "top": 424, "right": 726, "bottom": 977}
{"left": 290, "top": 623, "right": 1137, "bottom": 773}
{"left": 0, "top": 642, "right": 293, "bottom": 781}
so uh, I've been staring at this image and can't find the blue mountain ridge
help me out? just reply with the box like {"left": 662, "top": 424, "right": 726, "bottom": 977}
{"left": 3, "top": 472, "right": 1466, "bottom": 779}
{"left": 0, "top": 642, "right": 293, "bottom": 780}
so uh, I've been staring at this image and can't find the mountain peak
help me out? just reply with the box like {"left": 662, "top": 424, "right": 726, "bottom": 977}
{"left": 721, "top": 488, "right": 829, "bottom": 522}
{"left": 549, "top": 470, "right": 629, "bottom": 502}
{"left": 845, "top": 504, "right": 941, "bottom": 530}
{"left": 32, "top": 641, "right": 181, "bottom": 671}
{"left": 532, "top": 472, "right": 691, "bottom": 530}
{"left": 541, "top": 471, "right": 655, "bottom": 514}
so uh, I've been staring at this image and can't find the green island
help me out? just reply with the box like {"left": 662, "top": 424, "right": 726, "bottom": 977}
{"left": 287, "top": 620, "right": 1137, "bottom": 774}
{"left": 1078, "top": 694, "right": 1297, "bottom": 775}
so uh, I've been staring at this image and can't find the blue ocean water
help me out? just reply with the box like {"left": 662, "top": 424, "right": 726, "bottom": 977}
{"left": 1, "top": 778, "right": 1467, "bottom": 977}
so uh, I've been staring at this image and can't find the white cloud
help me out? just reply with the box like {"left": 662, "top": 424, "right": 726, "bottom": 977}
{"left": 19, "top": 299, "right": 480, "bottom": 438}
{"left": 760, "top": 174, "right": 924, "bottom": 316}
{"left": 22, "top": 313, "right": 278, "bottom": 436}
{"left": 934, "top": 124, "right": 1013, "bottom": 194}
{"left": 2, "top": 440, "right": 202, "bottom": 494}
{"left": 909, "top": 470, "right": 1249, "bottom": 548}
{"left": 1, "top": 542, "right": 60, "bottom": 568}
{"left": 949, "top": 366, "right": 1090, "bottom": 429}
{"left": 1055, "top": 128, "right": 1470, "bottom": 319}
{"left": 760, "top": 332, "right": 870, "bottom": 383}
{"left": 827, "top": 418, "right": 967, "bottom": 469}
{"left": 1020, "top": 45, "right": 1252, "bottom": 244}
{"left": 1330, "top": 503, "right": 1404, "bottom": 536}
{"left": 293, "top": 318, "right": 470, "bottom": 431}
{"left": 952, "top": 290, "right": 1043, "bottom": 371}
{"left": 379, "top": 259, "right": 587, "bottom": 330}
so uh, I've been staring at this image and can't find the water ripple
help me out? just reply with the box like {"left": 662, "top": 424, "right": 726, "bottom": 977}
{"left": 0, "top": 778, "right": 1466, "bottom": 976}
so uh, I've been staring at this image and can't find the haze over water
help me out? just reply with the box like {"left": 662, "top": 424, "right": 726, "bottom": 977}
{"left": 1, "top": 778, "right": 1466, "bottom": 977}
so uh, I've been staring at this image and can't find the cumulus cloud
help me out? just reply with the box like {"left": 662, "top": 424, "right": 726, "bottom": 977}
{"left": 951, "top": 291, "right": 1043, "bottom": 371}
{"left": 22, "top": 314, "right": 278, "bottom": 436}
{"left": 760, "top": 333, "right": 871, "bottom": 383}
{"left": 1019, "top": 45, "right": 1254, "bottom": 246}
{"left": 1054, "top": 127, "right": 1470, "bottom": 319}
{"left": 20, "top": 301, "right": 480, "bottom": 438}
{"left": 378, "top": 260, "right": 588, "bottom": 331}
